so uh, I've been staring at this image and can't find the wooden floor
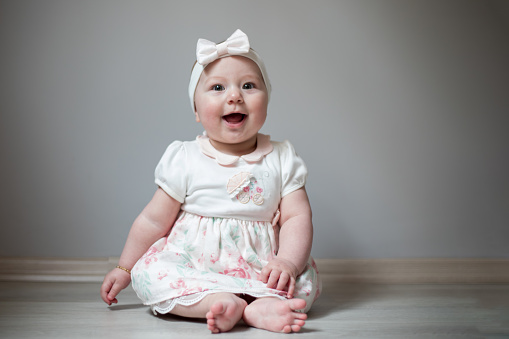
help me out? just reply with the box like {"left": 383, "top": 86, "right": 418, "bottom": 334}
{"left": 1, "top": 274, "right": 509, "bottom": 338}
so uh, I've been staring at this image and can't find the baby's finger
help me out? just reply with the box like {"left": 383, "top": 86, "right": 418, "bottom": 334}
{"left": 107, "top": 282, "right": 122, "bottom": 303}
{"left": 260, "top": 266, "right": 271, "bottom": 283}
{"left": 266, "top": 270, "right": 281, "bottom": 289}
{"left": 100, "top": 279, "right": 114, "bottom": 304}
{"left": 276, "top": 272, "right": 290, "bottom": 291}
{"left": 287, "top": 276, "right": 296, "bottom": 298}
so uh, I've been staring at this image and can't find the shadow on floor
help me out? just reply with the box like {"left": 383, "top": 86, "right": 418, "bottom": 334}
{"left": 307, "top": 280, "right": 378, "bottom": 320}
{"left": 107, "top": 303, "right": 147, "bottom": 311}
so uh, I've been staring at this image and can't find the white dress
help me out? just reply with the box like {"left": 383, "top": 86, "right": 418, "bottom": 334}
{"left": 131, "top": 134, "right": 321, "bottom": 314}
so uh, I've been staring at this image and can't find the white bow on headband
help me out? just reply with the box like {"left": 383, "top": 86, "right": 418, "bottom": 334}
{"left": 196, "top": 29, "right": 250, "bottom": 65}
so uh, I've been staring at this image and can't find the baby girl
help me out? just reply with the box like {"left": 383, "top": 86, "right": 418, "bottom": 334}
{"left": 101, "top": 29, "right": 321, "bottom": 333}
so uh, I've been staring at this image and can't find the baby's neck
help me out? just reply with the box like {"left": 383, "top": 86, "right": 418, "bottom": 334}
{"left": 209, "top": 136, "right": 258, "bottom": 156}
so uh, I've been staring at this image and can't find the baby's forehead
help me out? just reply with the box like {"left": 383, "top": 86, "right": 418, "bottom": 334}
{"left": 202, "top": 56, "right": 264, "bottom": 78}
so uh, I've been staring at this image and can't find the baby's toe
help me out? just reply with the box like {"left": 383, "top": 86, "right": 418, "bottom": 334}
{"left": 281, "top": 324, "right": 292, "bottom": 333}
{"left": 290, "top": 324, "right": 302, "bottom": 332}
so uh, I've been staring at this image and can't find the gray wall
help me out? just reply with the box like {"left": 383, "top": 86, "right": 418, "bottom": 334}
{"left": 1, "top": 0, "right": 508, "bottom": 259}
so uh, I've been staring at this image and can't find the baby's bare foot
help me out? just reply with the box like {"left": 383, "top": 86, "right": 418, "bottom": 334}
{"left": 205, "top": 294, "right": 247, "bottom": 333}
{"left": 243, "top": 297, "right": 307, "bottom": 333}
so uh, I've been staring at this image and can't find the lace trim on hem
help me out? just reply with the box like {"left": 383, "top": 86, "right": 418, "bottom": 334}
{"left": 149, "top": 289, "right": 287, "bottom": 315}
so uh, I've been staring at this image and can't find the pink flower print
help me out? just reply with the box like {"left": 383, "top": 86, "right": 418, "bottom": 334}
{"left": 144, "top": 256, "right": 156, "bottom": 266}
{"left": 210, "top": 254, "right": 219, "bottom": 264}
{"left": 148, "top": 246, "right": 160, "bottom": 254}
{"left": 301, "top": 287, "right": 311, "bottom": 296}
{"left": 157, "top": 272, "right": 168, "bottom": 280}
{"left": 170, "top": 278, "right": 186, "bottom": 290}
{"left": 237, "top": 256, "right": 249, "bottom": 268}
{"left": 243, "top": 186, "right": 250, "bottom": 192}
{"left": 182, "top": 286, "right": 204, "bottom": 295}
{"left": 220, "top": 268, "right": 251, "bottom": 279}
{"left": 311, "top": 258, "right": 320, "bottom": 273}
{"left": 142, "top": 246, "right": 160, "bottom": 266}
{"left": 256, "top": 187, "right": 263, "bottom": 193}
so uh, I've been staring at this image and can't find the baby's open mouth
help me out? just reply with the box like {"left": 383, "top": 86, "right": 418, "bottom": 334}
{"left": 223, "top": 113, "right": 246, "bottom": 124}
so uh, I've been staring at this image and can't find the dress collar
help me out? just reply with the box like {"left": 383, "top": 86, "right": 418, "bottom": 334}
{"left": 197, "top": 133, "right": 273, "bottom": 166}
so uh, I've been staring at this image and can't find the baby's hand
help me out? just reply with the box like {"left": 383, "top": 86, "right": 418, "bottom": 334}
{"left": 100, "top": 268, "right": 131, "bottom": 305}
{"left": 260, "top": 258, "right": 300, "bottom": 298}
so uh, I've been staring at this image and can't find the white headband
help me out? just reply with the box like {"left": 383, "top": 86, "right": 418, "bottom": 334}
{"left": 188, "top": 29, "right": 271, "bottom": 112}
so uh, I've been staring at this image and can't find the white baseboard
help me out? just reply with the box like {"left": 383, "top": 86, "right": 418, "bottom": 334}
{"left": 1, "top": 257, "right": 508, "bottom": 283}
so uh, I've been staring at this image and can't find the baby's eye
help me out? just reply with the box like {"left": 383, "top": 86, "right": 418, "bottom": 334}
{"left": 212, "top": 84, "right": 225, "bottom": 91}
{"left": 242, "top": 83, "right": 254, "bottom": 90}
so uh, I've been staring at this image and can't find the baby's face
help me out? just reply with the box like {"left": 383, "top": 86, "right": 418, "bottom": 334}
{"left": 194, "top": 56, "right": 268, "bottom": 154}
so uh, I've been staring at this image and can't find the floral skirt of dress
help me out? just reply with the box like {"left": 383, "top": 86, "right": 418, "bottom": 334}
{"left": 131, "top": 211, "right": 321, "bottom": 314}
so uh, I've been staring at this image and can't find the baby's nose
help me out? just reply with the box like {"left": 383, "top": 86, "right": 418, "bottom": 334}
{"left": 227, "top": 87, "right": 243, "bottom": 104}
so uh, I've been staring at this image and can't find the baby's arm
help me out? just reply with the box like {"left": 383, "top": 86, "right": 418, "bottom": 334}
{"left": 100, "top": 188, "right": 181, "bottom": 305}
{"left": 260, "top": 187, "right": 313, "bottom": 298}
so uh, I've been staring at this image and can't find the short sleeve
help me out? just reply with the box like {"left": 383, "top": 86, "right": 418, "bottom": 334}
{"left": 154, "top": 141, "right": 187, "bottom": 203}
{"left": 280, "top": 140, "right": 308, "bottom": 197}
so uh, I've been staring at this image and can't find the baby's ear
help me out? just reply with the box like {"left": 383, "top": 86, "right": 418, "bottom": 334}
{"left": 194, "top": 110, "right": 201, "bottom": 123}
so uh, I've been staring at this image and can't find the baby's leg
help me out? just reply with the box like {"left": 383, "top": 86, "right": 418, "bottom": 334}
{"left": 242, "top": 297, "right": 307, "bottom": 333}
{"left": 170, "top": 293, "right": 247, "bottom": 333}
